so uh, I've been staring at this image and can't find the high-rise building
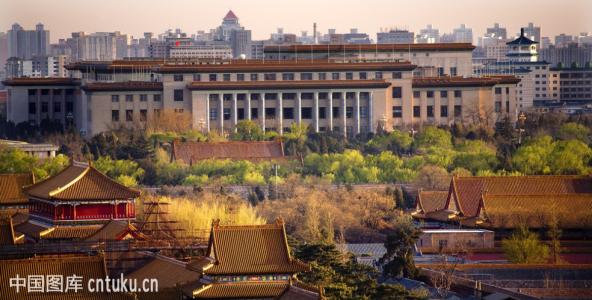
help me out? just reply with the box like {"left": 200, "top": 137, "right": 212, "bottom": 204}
{"left": 214, "top": 10, "right": 244, "bottom": 42}
{"left": 521, "top": 22, "right": 541, "bottom": 44}
{"left": 555, "top": 34, "right": 574, "bottom": 48}
{"left": 416, "top": 24, "right": 439, "bottom": 44}
{"left": 540, "top": 44, "right": 592, "bottom": 68}
{"left": 7, "top": 23, "right": 49, "bottom": 60}
{"left": 377, "top": 29, "right": 414, "bottom": 44}
{"left": 452, "top": 24, "right": 473, "bottom": 44}
{"left": 486, "top": 23, "right": 507, "bottom": 40}
{"left": 67, "top": 32, "right": 128, "bottom": 61}
{"left": 230, "top": 29, "right": 252, "bottom": 58}
{"left": 0, "top": 32, "right": 8, "bottom": 79}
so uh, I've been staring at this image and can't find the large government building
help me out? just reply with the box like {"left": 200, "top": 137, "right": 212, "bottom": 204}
{"left": 3, "top": 43, "right": 520, "bottom": 137}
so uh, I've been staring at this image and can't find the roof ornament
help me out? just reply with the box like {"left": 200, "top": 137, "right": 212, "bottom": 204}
{"left": 212, "top": 219, "right": 221, "bottom": 228}
{"left": 275, "top": 217, "right": 285, "bottom": 225}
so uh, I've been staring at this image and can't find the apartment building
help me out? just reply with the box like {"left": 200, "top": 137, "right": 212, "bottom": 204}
{"left": 3, "top": 59, "right": 518, "bottom": 137}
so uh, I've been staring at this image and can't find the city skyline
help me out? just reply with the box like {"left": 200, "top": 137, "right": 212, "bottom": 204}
{"left": 1, "top": 0, "right": 591, "bottom": 43}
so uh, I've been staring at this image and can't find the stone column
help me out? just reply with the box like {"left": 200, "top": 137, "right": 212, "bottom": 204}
{"left": 206, "top": 93, "right": 211, "bottom": 132}
{"left": 341, "top": 92, "right": 347, "bottom": 136}
{"left": 313, "top": 92, "right": 319, "bottom": 132}
{"left": 260, "top": 93, "right": 266, "bottom": 132}
{"left": 278, "top": 92, "right": 283, "bottom": 135}
{"left": 113, "top": 202, "right": 118, "bottom": 219}
{"left": 355, "top": 91, "right": 361, "bottom": 134}
{"left": 36, "top": 89, "right": 41, "bottom": 125}
{"left": 232, "top": 92, "right": 238, "bottom": 132}
{"left": 61, "top": 90, "right": 66, "bottom": 127}
{"left": 218, "top": 93, "right": 224, "bottom": 134}
{"left": 369, "top": 91, "right": 374, "bottom": 133}
{"left": 49, "top": 89, "right": 54, "bottom": 120}
{"left": 296, "top": 92, "right": 302, "bottom": 125}
{"left": 246, "top": 93, "right": 252, "bottom": 121}
{"left": 328, "top": 91, "right": 333, "bottom": 131}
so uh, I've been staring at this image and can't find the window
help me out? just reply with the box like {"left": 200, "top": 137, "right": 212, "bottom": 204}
{"left": 346, "top": 72, "right": 353, "bottom": 80}
{"left": 153, "top": 94, "right": 161, "bottom": 102}
{"left": 223, "top": 74, "right": 231, "bottom": 81}
{"left": 437, "top": 67, "right": 445, "bottom": 76}
{"left": 450, "top": 67, "right": 457, "bottom": 76}
{"left": 209, "top": 74, "right": 217, "bottom": 81}
{"left": 264, "top": 73, "right": 277, "bottom": 80}
{"left": 237, "top": 108, "right": 245, "bottom": 120}
{"left": 301, "top": 93, "right": 313, "bottom": 100}
{"left": 440, "top": 106, "right": 448, "bottom": 117}
{"left": 41, "top": 102, "right": 48, "bottom": 113}
{"left": 237, "top": 94, "right": 246, "bottom": 101}
{"left": 265, "top": 108, "right": 276, "bottom": 119}
{"left": 126, "top": 110, "right": 133, "bottom": 122}
{"left": 140, "top": 94, "right": 148, "bottom": 102}
{"left": 193, "top": 74, "right": 201, "bottom": 81}
{"left": 332, "top": 72, "right": 340, "bottom": 80}
{"left": 454, "top": 90, "right": 462, "bottom": 97}
{"left": 250, "top": 94, "right": 260, "bottom": 101}
{"left": 301, "top": 73, "right": 313, "bottom": 80}
{"left": 360, "top": 107, "right": 369, "bottom": 118}
{"left": 283, "top": 108, "right": 294, "bottom": 119}
{"left": 392, "top": 106, "right": 402, "bottom": 118}
{"left": 111, "top": 95, "right": 119, "bottom": 102}
{"left": 301, "top": 107, "right": 312, "bottom": 119}
{"left": 174, "top": 89, "right": 184, "bottom": 101}
{"left": 250, "top": 73, "right": 259, "bottom": 81}
{"left": 495, "top": 87, "right": 502, "bottom": 94}
{"left": 140, "top": 109, "right": 147, "bottom": 122}
{"left": 173, "top": 74, "right": 183, "bottom": 81}
{"left": 209, "top": 108, "right": 217, "bottom": 120}
{"left": 427, "top": 106, "right": 434, "bottom": 117}
{"left": 413, "top": 106, "right": 420, "bottom": 118}
{"left": 251, "top": 108, "right": 258, "bottom": 119}
{"left": 440, "top": 91, "right": 448, "bottom": 98}
{"left": 28, "top": 102, "right": 37, "bottom": 114}
{"left": 375, "top": 72, "right": 383, "bottom": 79}
{"left": 237, "top": 74, "right": 245, "bottom": 81}
{"left": 454, "top": 105, "right": 462, "bottom": 117}
{"left": 332, "top": 107, "right": 339, "bottom": 118}
{"left": 427, "top": 91, "right": 434, "bottom": 98}
{"left": 494, "top": 101, "right": 501, "bottom": 112}
{"left": 359, "top": 72, "right": 367, "bottom": 80}
{"left": 282, "top": 93, "right": 296, "bottom": 100}
{"left": 318, "top": 73, "right": 326, "bottom": 80}
{"left": 282, "top": 73, "right": 294, "bottom": 80}
{"left": 126, "top": 95, "right": 134, "bottom": 102}
{"left": 392, "top": 72, "right": 402, "bottom": 79}
{"left": 111, "top": 110, "right": 119, "bottom": 122}
{"left": 319, "top": 107, "right": 327, "bottom": 119}
{"left": 413, "top": 91, "right": 420, "bottom": 98}
{"left": 346, "top": 107, "right": 353, "bottom": 118}
{"left": 392, "top": 87, "right": 402, "bottom": 98}
{"left": 223, "top": 108, "right": 231, "bottom": 120}
{"left": 54, "top": 102, "right": 61, "bottom": 113}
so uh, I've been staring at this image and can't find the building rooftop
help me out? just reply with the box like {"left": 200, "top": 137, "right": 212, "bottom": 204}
{"left": 412, "top": 76, "right": 520, "bottom": 88}
{"left": 263, "top": 43, "right": 476, "bottom": 53}
{"left": 0, "top": 173, "right": 34, "bottom": 205}
{"left": 414, "top": 190, "right": 448, "bottom": 215}
{"left": 1, "top": 139, "right": 59, "bottom": 152}
{"left": 1, "top": 77, "right": 81, "bottom": 86}
{"left": 507, "top": 28, "right": 538, "bottom": 45}
{"left": 82, "top": 81, "right": 163, "bottom": 92}
{"left": 187, "top": 79, "right": 392, "bottom": 91}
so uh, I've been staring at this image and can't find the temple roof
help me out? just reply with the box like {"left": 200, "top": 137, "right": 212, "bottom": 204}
{"left": 507, "top": 29, "right": 538, "bottom": 45}
{"left": 415, "top": 190, "right": 448, "bottom": 214}
{"left": 0, "top": 216, "right": 24, "bottom": 245}
{"left": 0, "top": 173, "right": 34, "bottom": 205}
{"left": 85, "top": 220, "right": 145, "bottom": 241}
{"left": 173, "top": 140, "right": 285, "bottom": 163}
{"left": 198, "top": 220, "right": 309, "bottom": 275}
{"left": 126, "top": 253, "right": 200, "bottom": 289}
{"left": 0, "top": 254, "right": 134, "bottom": 300}
{"left": 25, "top": 162, "right": 140, "bottom": 201}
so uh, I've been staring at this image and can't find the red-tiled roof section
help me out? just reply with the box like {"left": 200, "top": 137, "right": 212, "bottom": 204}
{"left": 127, "top": 253, "right": 200, "bottom": 289}
{"left": 0, "top": 173, "right": 34, "bottom": 205}
{"left": 25, "top": 163, "right": 140, "bottom": 201}
{"left": 2, "top": 77, "right": 81, "bottom": 86}
{"left": 0, "top": 254, "right": 134, "bottom": 300}
{"left": 160, "top": 60, "right": 416, "bottom": 73}
{"left": 413, "top": 76, "right": 520, "bottom": 88}
{"left": 0, "top": 217, "right": 24, "bottom": 245}
{"left": 204, "top": 220, "right": 310, "bottom": 275}
{"left": 194, "top": 282, "right": 291, "bottom": 299}
{"left": 451, "top": 176, "right": 592, "bottom": 218}
{"left": 416, "top": 190, "right": 449, "bottom": 214}
{"left": 224, "top": 10, "right": 238, "bottom": 20}
{"left": 187, "top": 80, "right": 391, "bottom": 91}
{"left": 82, "top": 81, "right": 163, "bottom": 92}
{"left": 173, "top": 140, "right": 285, "bottom": 163}
{"left": 263, "top": 43, "right": 476, "bottom": 53}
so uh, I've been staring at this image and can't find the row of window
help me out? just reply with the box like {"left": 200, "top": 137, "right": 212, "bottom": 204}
{"left": 28, "top": 102, "right": 73, "bottom": 114}
{"left": 111, "top": 109, "right": 160, "bottom": 122}
{"left": 210, "top": 107, "right": 370, "bottom": 121}
{"left": 174, "top": 71, "right": 405, "bottom": 82}
{"left": 392, "top": 105, "right": 462, "bottom": 118}
{"left": 111, "top": 94, "right": 162, "bottom": 102}
{"left": 412, "top": 90, "right": 463, "bottom": 98}
{"left": 208, "top": 92, "right": 372, "bottom": 101}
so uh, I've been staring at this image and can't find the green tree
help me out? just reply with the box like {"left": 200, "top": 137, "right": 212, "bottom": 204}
{"left": 414, "top": 126, "right": 453, "bottom": 151}
{"left": 511, "top": 136, "right": 554, "bottom": 174}
{"left": 231, "top": 120, "right": 265, "bottom": 141}
{"left": 380, "top": 216, "right": 422, "bottom": 278}
{"left": 502, "top": 225, "right": 549, "bottom": 264}
{"left": 284, "top": 123, "right": 309, "bottom": 164}
{"left": 453, "top": 140, "right": 499, "bottom": 174}
{"left": 93, "top": 156, "right": 145, "bottom": 186}
{"left": 557, "top": 122, "right": 590, "bottom": 143}
{"left": 548, "top": 139, "right": 592, "bottom": 174}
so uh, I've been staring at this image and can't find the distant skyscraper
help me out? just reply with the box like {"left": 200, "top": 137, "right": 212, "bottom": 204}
{"left": 377, "top": 29, "right": 414, "bottom": 44}
{"left": 67, "top": 32, "right": 127, "bottom": 61}
{"left": 486, "top": 23, "right": 507, "bottom": 39}
{"left": 215, "top": 10, "right": 244, "bottom": 42}
{"left": 452, "top": 24, "right": 473, "bottom": 43}
{"left": 416, "top": 24, "right": 439, "bottom": 43}
{"left": 555, "top": 34, "right": 574, "bottom": 47}
{"left": 7, "top": 23, "right": 49, "bottom": 59}
{"left": 521, "top": 22, "right": 541, "bottom": 43}
{"left": 540, "top": 37, "right": 552, "bottom": 49}
{"left": 230, "top": 29, "right": 252, "bottom": 58}
{"left": 0, "top": 32, "right": 8, "bottom": 79}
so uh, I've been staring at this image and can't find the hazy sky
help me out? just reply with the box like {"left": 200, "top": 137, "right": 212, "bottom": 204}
{"left": 1, "top": 0, "right": 591, "bottom": 42}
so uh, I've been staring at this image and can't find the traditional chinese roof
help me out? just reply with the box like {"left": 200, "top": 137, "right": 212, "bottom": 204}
{"left": 0, "top": 173, "right": 34, "bottom": 205}
{"left": 24, "top": 162, "right": 140, "bottom": 201}
{"left": 14, "top": 220, "right": 103, "bottom": 240}
{"left": 126, "top": 253, "right": 200, "bottom": 289}
{"left": 172, "top": 140, "right": 285, "bottom": 163}
{"left": 193, "top": 281, "right": 292, "bottom": 299}
{"left": 448, "top": 176, "right": 592, "bottom": 219}
{"left": 415, "top": 190, "right": 449, "bottom": 214}
{"left": 85, "top": 220, "right": 146, "bottom": 241}
{"left": 0, "top": 216, "right": 24, "bottom": 245}
{"left": 196, "top": 219, "right": 310, "bottom": 275}
{"left": 0, "top": 254, "right": 134, "bottom": 300}
{"left": 507, "top": 29, "right": 538, "bottom": 45}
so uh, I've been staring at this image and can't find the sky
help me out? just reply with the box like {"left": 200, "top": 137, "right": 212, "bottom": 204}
{"left": 1, "top": 0, "right": 591, "bottom": 43}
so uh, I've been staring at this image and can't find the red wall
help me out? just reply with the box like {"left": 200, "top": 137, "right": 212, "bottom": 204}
{"left": 76, "top": 204, "right": 114, "bottom": 220}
